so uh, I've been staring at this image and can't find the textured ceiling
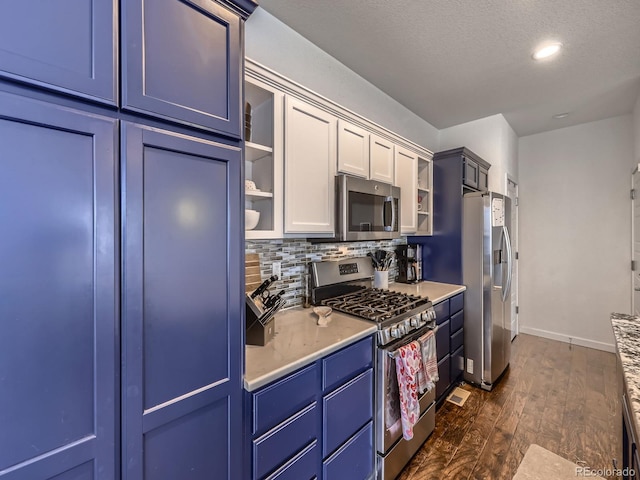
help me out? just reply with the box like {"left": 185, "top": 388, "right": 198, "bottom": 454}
{"left": 258, "top": 0, "right": 640, "bottom": 137}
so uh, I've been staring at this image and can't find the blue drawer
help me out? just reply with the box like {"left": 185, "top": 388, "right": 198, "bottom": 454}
{"left": 253, "top": 403, "right": 318, "bottom": 479}
{"left": 435, "top": 354, "right": 451, "bottom": 399}
{"left": 434, "top": 299, "right": 450, "bottom": 325}
{"left": 435, "top": 319, "right": 450, "bottom": 361}
{"left": 323, "top": 369, "right": 373, "bottom": 457}
{"left": 450, "top": 310, "right": 463, "bottom": 333}
{"left": 450, "top": 293, "right": 464, "bottom": 314}
{"left": 450, "top": 345, "right": 464, "bottom": 383}
{"left": 322, "top": 422, "right": 374, "bottom": 480}
{"left": 322, "top": 336, "right": 373, "bottom": 393}
{"left": 264, "top": 439, "right": 319, "bottom": 480}
{"left": 450, "top": 328, "right": 464, "bottom": 354}
{"left": 252, "top": 363, "right": 318, "bottom": 435}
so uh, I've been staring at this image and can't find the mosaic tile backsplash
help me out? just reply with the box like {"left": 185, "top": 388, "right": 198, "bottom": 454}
{"left": 245, "top": 238, "right": 408, "bottom": 308}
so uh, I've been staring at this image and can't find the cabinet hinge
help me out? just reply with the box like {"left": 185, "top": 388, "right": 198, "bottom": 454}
{"left": 632, "top": 189, "right": 636, "bottom": 200}
{"left": 633, "top": 260, "right": 637, "bottom": 271}
{"left": 516, "top": 306, "right": 519, "bottom": 314}
{"left": 515, "top": 196, "right": 519, "bottom": 207}
{"left": 515, "top": 251, "right": 519, "bottom": 260}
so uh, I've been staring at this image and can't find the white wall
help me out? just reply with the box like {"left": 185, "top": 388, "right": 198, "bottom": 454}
{"left": 518, "top": 115, "right": 634, "bottom": 351}
{"left": 438, "top": 114, "right": 518, "bottom": 194}
{"left": 245, "top": 8, "right": 439, "bottom": 150}
{"left": 634, "top": 92, "right": 640, "bottom": 168}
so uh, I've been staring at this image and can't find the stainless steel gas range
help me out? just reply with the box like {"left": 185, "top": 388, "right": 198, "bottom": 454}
{"left": 311, "top": 257, "right": 437, "bottom": 480}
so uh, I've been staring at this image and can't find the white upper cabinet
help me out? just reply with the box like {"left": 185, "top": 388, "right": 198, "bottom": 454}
{"left": 394, "top": 146, "right": 418, "bottom": 234}
{"left": 337, "top": 120, "right": 369, "bottom": 178}
{"left": 284, "top": 96, "right": 336, "bottom": 235}
{"left": 369, "top": 134, "right": 395, "bottom": 184}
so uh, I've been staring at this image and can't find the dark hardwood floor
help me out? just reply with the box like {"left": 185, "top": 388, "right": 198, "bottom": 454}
{"left": 397, "top": 333, "right": 621, "bottom": 480}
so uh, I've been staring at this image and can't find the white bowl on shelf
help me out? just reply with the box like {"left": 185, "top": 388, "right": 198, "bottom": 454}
{"left": 245, "top": 209, "right": 260, "bottom": 230}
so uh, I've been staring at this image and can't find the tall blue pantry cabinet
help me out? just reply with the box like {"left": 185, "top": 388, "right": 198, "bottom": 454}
{"left": 0, "top": 1, "right": 257, "bottom": 479}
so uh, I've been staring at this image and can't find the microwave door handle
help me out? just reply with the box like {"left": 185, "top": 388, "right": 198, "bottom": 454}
{"left": 383, "top": 196, "right": 395, "bottom": 232}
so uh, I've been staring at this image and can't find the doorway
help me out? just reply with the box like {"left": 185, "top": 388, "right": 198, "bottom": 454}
{"left": 506, "top": 176, "right": 519, "bottom": 340}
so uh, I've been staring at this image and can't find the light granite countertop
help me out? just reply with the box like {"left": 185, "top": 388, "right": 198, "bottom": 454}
{"left": 386, "top": 280, "right": 466, "bottom": 305}
{"left": 610, "top": 313, "right": 640, "bottom": 438}
{"left": 244, "top": 280, "right": 465, "bottom": 392}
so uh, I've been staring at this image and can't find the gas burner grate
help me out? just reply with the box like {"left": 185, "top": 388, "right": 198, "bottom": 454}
{"left": 320, "top": 288, "right": 429, "bottom": 323}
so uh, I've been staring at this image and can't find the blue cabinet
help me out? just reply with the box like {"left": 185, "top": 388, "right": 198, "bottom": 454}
{"left": 433, "top": 293, "right": 465, "bottom": 404}
{"left": 121, "top": 122, "right": 243, "bottom": 480}
{"left": 122, "top": 0, "right": 243, "bottom": 137}
{"left": 0, "top": 0, "right": 117, "bottom": 104}
{"left": 0, "top": 91, "right": 117, "bottom": 479}
{"left": 246, "top": 336, "right": 374, "bottom": 480}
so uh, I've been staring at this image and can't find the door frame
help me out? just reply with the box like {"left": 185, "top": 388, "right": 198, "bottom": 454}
{"left": 506, "top": 174, "right": 519, "bottom": 339}
{"left": 632, "top": 164, "right": 640, "bottom": 314}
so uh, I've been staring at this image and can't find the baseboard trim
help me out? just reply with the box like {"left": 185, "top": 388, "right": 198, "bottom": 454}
{"left": 518, "top": 326, "right": 615, "bottom": 353}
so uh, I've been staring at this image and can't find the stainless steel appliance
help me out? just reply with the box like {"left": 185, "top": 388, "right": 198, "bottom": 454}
{"left": 462, "top": 192, "right": 512, "bottom": 390}
{"left": 311, "top": 257, "right": 437, "bottom": 480}
{"left": 395, "top": 244, "right": 422, "bottom": 283}
{"left": 335, "top": 174, "right": 400, "bottom": 242}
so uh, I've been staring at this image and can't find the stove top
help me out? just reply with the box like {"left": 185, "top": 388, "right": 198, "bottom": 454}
{"left": 310, "top": 257, "right": 436, "bottom": 345}
{"left": 321, "top": 288, "right": 429, "bottom": 323}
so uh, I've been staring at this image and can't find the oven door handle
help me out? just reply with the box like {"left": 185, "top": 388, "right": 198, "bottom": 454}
{"left": 385, "top": 323, "right": 438, "bottom": 358}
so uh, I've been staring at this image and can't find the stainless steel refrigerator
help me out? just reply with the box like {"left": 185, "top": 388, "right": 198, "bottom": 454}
{"left": 462, "top": 192, "right": 512, "bottom": 390}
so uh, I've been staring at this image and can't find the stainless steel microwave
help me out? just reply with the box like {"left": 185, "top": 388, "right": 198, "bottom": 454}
{"left": 336, "top": 174, "right": 400, "bottom": 241}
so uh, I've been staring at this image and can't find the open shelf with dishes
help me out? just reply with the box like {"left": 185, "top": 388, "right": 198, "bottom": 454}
{"left": 245, "top": 77, "right": 283, "bottom": 239}
{"left": 416, "top": 155, "right": 433, "bottom": 235}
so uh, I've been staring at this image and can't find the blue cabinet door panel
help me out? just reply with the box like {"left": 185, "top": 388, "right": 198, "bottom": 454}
{"left": 434, "top": 300, "right": 450, "bottom": 325}
{"left": 451, "top": 346, "right": 465, "bottom": 383}
{"left": 122, "top": 0, "right": 241, "bottom": 136}
{"left": 265, "top": 441, "right": 318, "bottom": 480}
{"left": 322, "top": 422, "right": 374, "bottom": 480}
{"left": 143, "top": 397, "right": 231, "bottom": 480}
{"left": 450, "top": 328, "right": 464, "bottom": 354}
{"left": 0, "top": 92, "right": 116, "bottom": 479}
{"left": 0, "top": 0, "right": 117, "bottom": 104}
{"left": 323, "top": 369, "right": 373, "bottom": 458}
{"left": 322, "top": 336, "right": 373, "bottom": 393}
{"left": 252, "top": 364, "right": 318, "bottom": 436}
{"left": 450, "top": 310, "right": 464, "bottom": 333}
{"left": 450, "top": 293, "right": 464, "bottom": 315}
{"left": 122, "top": 122, "right": 243, "bottom": 480}
{"left": 435, "top": 320, "right": 450, "bottom": 361}
{"left": 435, "top": 355, "right": 451, "bottom": 400}
{"left": 253, "top": 403, "right": 318, "bottom": 479}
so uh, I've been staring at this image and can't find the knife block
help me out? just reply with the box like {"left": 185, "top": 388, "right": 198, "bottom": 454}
{"left": 245, "top": 294, "right": 277, "bottom": 346}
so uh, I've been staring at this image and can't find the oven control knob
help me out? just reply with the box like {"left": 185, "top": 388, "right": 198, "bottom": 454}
{"left": 398, "top": 324, "right": 407, "bottom": 336}
{"left": 390, "top": 327, "right": 400, "bottom": 338}
{"left": 409, "top": 316, "right": 419, "bottom": 327}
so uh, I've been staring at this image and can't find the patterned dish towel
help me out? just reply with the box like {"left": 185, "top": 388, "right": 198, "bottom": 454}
{"left": 394, "top": 341, "right": 422, "bottom": 440}
{"left": 417, "top": 330, "right": 439, "bottom": 394}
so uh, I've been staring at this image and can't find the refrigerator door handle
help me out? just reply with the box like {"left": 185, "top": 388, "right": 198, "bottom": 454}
{"left": 502, "top": 225, "right": 513, "bottom": 302}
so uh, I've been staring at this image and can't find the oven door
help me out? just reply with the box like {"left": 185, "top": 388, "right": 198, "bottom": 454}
{"left": 375, "top": 324, "right": 437, "bottom": 454}
{"left": 337, "top": 174, "right": 400, "bottom": 241}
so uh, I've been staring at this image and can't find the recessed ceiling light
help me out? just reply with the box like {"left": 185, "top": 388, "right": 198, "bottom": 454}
{"left": 553, "top": 112, "right": 570, "bottom": 119}
{"left": 533, "top": 42, "right": 563, "bottom": 60}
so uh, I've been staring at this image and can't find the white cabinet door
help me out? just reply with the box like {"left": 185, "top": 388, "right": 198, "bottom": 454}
{"left": 284, "top": 96, "right": 336, "bottom": 234}
{"left": 394, "top": 146, "right": 418, "bottom": 234}
{"left": 337, "top": 119, "right": 368, "bottom": 178}
{"left": 370, "top": 134, "right": 394, "bottom": 184}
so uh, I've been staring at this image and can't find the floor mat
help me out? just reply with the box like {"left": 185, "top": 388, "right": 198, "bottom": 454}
{"left": 513, "top": 444, "right": 604, "bottom": 479}
{"left": 446, "top": 386, "right": 471, "bottom": 407}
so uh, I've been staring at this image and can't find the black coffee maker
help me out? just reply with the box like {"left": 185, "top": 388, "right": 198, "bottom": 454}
{"left": 395, "top": 244, "right": 422, "bottom": 283}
